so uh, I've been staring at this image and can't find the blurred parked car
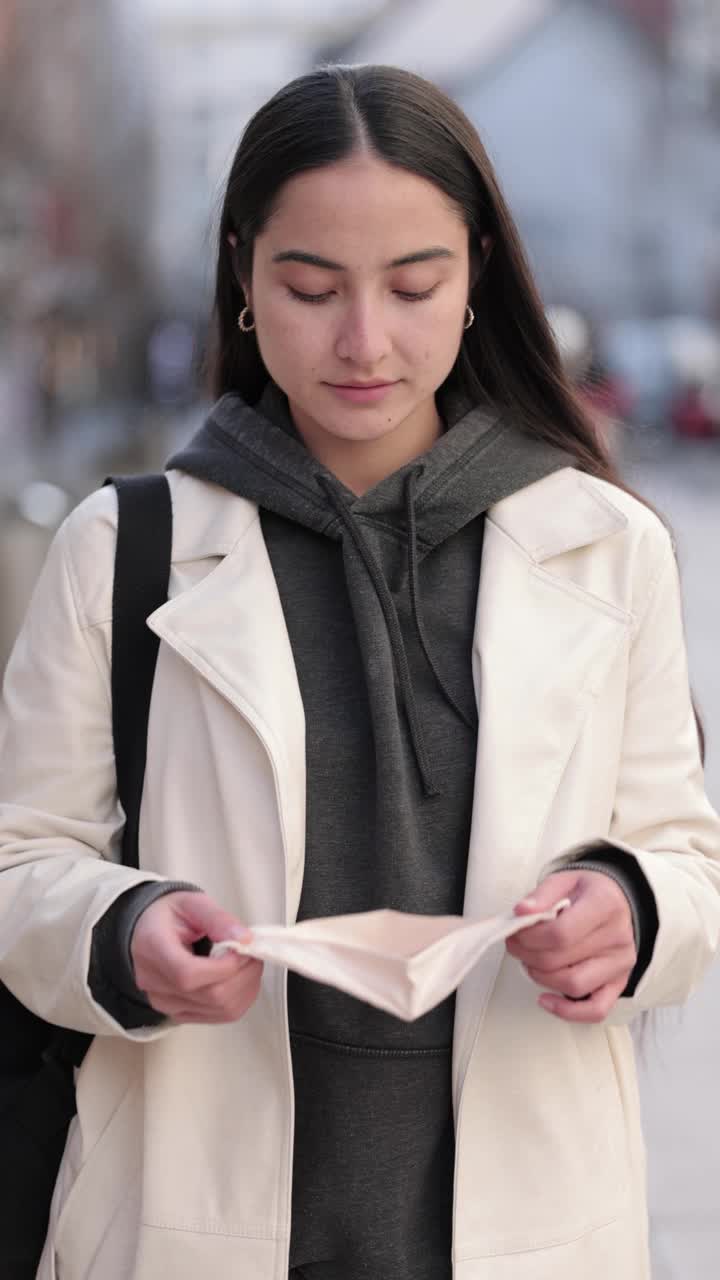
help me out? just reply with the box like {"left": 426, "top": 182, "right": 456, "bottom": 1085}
{"left": 661, "top": 316, "right": 720, "bottom": 441}
{"left": 601, "top": 314, "right": 720, "bottom": 437}
{"left": 601, "top": 319, "right": 676, "bottom": 430}
{"left": 670, "top": 381, "right": 720, "bottom": 440}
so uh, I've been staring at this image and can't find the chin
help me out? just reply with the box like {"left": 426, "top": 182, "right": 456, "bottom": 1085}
{"left": 318, "top": 411, "right": 403, "bottom": 443}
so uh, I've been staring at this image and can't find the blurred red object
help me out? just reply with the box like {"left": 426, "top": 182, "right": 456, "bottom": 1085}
{"left": 670, "top": 385, "right": 719, "bottom": 439}
{"left": 579, "top": 364, "right": 634, "bottom": 421}
{"left": 580, "top": 379, "right": 634, "bottom": 422}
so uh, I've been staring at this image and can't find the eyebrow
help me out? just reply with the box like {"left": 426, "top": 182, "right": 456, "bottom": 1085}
{"left": 271, "top": 247, "right": 455, "bottom": 270}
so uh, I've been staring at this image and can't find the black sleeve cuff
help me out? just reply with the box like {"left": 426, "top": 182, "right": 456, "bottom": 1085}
{"left": 568, "top": 843, "right": 659, "bottom": 997}
{"left": 89, "top": 880, "right": 201, "bottom": 1029}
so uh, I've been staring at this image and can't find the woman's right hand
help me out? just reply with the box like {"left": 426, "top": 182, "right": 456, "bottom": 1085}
{"left": 131, "top": 891, "right": 263, "bottom": 1024}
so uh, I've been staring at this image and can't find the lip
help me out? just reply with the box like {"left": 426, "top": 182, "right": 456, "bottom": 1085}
{"left": 325, "top": 381, "right": 398, "bottom": 404}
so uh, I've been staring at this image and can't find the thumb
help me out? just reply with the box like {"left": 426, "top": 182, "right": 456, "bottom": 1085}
{"left": 514, "top": 870, "right": 580, "bottom": 916}
{"left": 173, "top": 891, "right": 252, "bottom": 944}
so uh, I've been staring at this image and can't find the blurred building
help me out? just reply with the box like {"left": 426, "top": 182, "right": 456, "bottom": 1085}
{"left": 340, "top": 0, "right": 720, "bottom": 324}
{"left": 671, "top": 0, "right": 720, "bottom": 107}
{"left": 0, "top": 0, "right": 158, "bottom": 665}
{"left": 140, "top": 0, "right": 393, "bottom": 315}
{"left": 0, "top": 0, "right": 154, "bottom": 455}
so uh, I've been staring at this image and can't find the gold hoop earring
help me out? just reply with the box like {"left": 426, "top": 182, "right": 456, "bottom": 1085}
{"left": 464, "top": 305, "right": 475, "bottom": 331}
{"left": 238, "top": 306, "right": 255, "bottom": 333}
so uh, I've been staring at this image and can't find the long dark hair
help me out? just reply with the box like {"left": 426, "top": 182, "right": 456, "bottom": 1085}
{"left": 206, "top": 64, "right": 704, "bottom": 754}
{"left": 209, "top": 64, "right": 612, "bottom": 474}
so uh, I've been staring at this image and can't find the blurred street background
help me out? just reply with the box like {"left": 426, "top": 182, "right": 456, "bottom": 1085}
{"left": 1, "top": 0, "right": 719, "bottom": 1273}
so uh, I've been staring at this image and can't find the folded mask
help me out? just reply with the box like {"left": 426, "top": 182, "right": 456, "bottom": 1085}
{"left": 212, "top": 899, "right": 570, "bottom": 1021}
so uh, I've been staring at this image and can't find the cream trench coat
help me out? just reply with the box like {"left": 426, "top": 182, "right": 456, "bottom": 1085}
{"left": 1, "top": 465, "right": 720, "bottom": 1280}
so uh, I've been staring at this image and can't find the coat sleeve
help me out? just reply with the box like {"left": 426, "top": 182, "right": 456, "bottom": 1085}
{"left": 542, "top": 523, "right": 720, "bottom": 1024}
{"left": 0, "top": 495, "right": 176, "bottom": 1041}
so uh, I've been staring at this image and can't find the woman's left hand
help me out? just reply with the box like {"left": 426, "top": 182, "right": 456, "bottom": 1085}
{"left": 505, "top": 869, "right": 637, "bottom": 1023}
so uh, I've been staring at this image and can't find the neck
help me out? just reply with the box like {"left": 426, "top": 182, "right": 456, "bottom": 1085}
{"left": 288, "top": 398, "right": 443, "bottom": 495}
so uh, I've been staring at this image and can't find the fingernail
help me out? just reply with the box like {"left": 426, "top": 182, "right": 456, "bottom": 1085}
{"left": 227, "top": 925, "right": 252, "bottom": 942}
{"left": 519, "top": 897, "right": 537, "bottom": 909}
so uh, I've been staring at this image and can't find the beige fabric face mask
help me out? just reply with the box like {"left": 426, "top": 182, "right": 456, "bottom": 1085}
{"left": 213, "top": 900, "right": 570, "bottom": 1021}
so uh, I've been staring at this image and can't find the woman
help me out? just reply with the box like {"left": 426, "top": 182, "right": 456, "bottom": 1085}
{"left": 1, "top": 65, "right": 719, "bottom": 1280}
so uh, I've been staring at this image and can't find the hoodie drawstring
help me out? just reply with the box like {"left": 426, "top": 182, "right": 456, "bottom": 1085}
{"left": 317, "top": 474, "right": 438, "bottom": 797}
{"left": 317, "top": 470, "right": 472, "bottom": 798}
{"left": 404, "top": 469, "right": 475, "bottom": 733}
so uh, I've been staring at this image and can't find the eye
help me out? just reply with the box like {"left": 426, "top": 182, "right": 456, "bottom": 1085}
{"left": 287, "top": 287, "right": 334, "bottom": 305}
{"left": 394, "top": 286, "right": 438, "bottom": 302}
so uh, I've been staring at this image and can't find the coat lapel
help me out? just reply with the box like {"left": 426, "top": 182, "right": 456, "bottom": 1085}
{"left": 147, "top": 493, "right": 306, "bottom": 923}
{"left": 453, "top": 468, "right": 632, "bottom": 1106}
{"left": 146, "top": 469, "right": 632, "bottom": 1061}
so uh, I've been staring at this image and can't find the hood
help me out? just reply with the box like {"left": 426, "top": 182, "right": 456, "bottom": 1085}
{"left": 168, "top": 383, "right": 572, "bottom": 794}
{"left": 169, "top": 382, "right": 570, "bottom": 556}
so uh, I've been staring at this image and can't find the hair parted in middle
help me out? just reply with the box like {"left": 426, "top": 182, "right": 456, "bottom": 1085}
{"left": 210, "top": 64, "right": 611, "bottom": 481}
{"left": 206, "top": 63, "right": 705, "bottom": 758}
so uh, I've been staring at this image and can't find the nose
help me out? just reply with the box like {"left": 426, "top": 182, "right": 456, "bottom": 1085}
{"left": 334, "top": 296, "right": 392, "bottom": 368}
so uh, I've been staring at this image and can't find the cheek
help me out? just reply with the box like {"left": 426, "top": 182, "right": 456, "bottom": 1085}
{"left": 254, "top": 305, "right": 328, "bottom": 386}
{"left": 408, "top": 282, "right": 466, "bottom": 344}
{"left": 404, "top": 306, "right": 463, "bottom": 380}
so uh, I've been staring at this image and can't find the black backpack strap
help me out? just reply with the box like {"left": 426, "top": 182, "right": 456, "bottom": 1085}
{"left": 54, "top": 475, "right": 172, "bottom": 1073}
{"left": 108, "top": 474, "right": 173, "bottom": 869}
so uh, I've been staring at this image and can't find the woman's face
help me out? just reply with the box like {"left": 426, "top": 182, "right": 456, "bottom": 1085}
{"left": 243, "top": 153, "right": 471, "bottom": 445}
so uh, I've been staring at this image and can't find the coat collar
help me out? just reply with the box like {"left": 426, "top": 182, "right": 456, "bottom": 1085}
{"left": 487, "top": 466, "right": 628, "bottom": 563}
{"left": 149, "top": 465, "right": 630, "bottom": 932}
{"left": 165, "top": 464, "right": 628, "bottom": 567}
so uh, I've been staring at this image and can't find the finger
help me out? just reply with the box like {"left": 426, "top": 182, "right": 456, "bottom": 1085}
{"left": 170, "top": 893, "right": 253, "bottom": 949}
{"left": 152, "top": 957, "right": 263, "bottom": 1005}
{"left": 513, "top": 871, "right": 580, "bottom": 916}
{"left": 510, "top": 877, "right": 630, "bottom": 954}
{"left": 168, "top": 1011, "right": 230, "bottom": 1024}
{"left": 133, "top": 891, "right": 255, "bottom": 993}
{"left": 538, "top": 977, "right": 628, "bottom": 1023}
{"left": 525, "top": 949, "right": 635, "bottom": 1000}
{"left": 150, "top": 1000, "right": 235, "bottom": 1024}
{"left": 506, "top": 918, "right": 610, "bottom": 966}
{"left": 159, "top": 964, "right": 263, "bottom": 1012}
{"left": 508, "top": 923, "right": 633, "bottom": 972}
{"left": 137, "top": 952, "right": 250, "bottom": 996}
{"left": 139, "top": 953, "right": 256, "bottom": 999}
{"left": 166, "top": 1007, "right": 258, "bottom": 1025}
{"left": 147, "top": 961, "right": 264, "bottom": 1021}
{"left": 137, "top": 932, "right": 255, "bottom": 996}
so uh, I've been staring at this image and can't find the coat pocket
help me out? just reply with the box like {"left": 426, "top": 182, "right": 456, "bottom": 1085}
{"left": 454, "top": 968, "right": 633, "bottom": 1257}
{"left": 51, "top": 1047, "right": 142, "bottom": 1278}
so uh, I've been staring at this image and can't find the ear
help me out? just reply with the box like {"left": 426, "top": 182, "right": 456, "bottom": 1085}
{"left": 470, "top": 234, "right": 494, "bottom": 287}
{"left": 226, "top": 233, "right": 252, "bottom": 307}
